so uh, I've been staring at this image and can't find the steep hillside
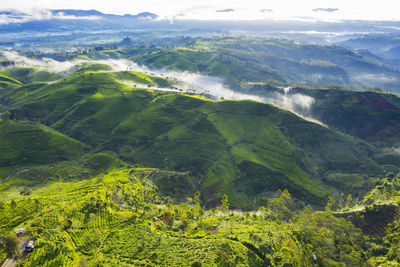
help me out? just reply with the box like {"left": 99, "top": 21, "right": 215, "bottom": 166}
{"left": 1, "top": 55, "right": 400, "bottom": 266}
{"left": 135, "top": 37, "right": 400, "bottom": 91}
{"left": 0, "top": 74, "right": 23, "bottom": 92}
{"left": 0, "top": 70, "right": 385, "bottom": 208}
{"left": 303, "top": 90, "right": 400, "bottom": 146}
{"left": 0, "top": 67, "right": 63, "bottom": 84}
{"left": 249, "top": 85, "right": 400, "bottom": 148}
{"left": 0, "top": 119, "right": 84, "bottom": 167}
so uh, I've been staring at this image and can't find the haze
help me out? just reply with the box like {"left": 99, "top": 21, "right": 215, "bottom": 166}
{"left": 3, "top": 0, "right": 400, "bottom": 21}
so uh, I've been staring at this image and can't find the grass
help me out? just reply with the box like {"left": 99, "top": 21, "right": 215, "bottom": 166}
{"left": 1, "top": 42, "right": 400, "bottom": 266}
{"left": 0, "top": 66, "right": 386, "bottom": 208}
{"left": 0, "top": 119, "right": 84, "bottom": 167}
{"left": 0, "top": 67, "right": 62, "bottom": 84}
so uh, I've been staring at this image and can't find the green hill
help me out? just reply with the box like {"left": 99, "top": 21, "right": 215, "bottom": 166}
{"left": 0, "top": 60, "right": 400, "bottom": 266}
{"left": 0, "top": 67, "right": 63, "bottom": 84}
{"left": 0, "top": 119, "right": 84, "bottom": 167}
{"left": 249, "top": 83, "right": 400, "bottom": 149}
{"left": 0, "top": 69, "right": 384, "bottom": 208}
{"left": 0, "top": 74, "right": 23, "bottom": 91}
{"left": 135, "top": 37, "right": 400, "bottom": 91}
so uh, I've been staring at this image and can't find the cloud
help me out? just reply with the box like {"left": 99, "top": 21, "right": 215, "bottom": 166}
{"left": 381, "top": 147, "right": 400, "bottom": 156}
{"left": 0, "top": 50, "right": 324, "bottom": 125}
{"left": 353, "top": 73, "right": 397, "bottom": 84}
{"left": 0, "top": 51, "right": 133, "bottom": 74}
{"left": 128, "top": 64, "right": 323, "bottom": 124}
{"left": 0, "top": 8, "right": 100, "bottom": 25}
{"left": 259, "top": 9, "right": 273, "bottom": 13}
{"left": 312, "top": 8, "right": 339, "bottom": 13}
{"left": 0, "top": 51, "right": 82, "bottom": 72}
{"left": 216, "top": 9, "right": 235, "bottom": 13}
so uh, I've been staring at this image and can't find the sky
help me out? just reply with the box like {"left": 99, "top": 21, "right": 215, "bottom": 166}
{"left": 2, "top": 0, "right": 400, "bottom": 21}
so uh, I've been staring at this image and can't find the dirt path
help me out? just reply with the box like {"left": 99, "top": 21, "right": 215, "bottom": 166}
{"left": 1, "top": 236, "right": 29, "bottom": 267}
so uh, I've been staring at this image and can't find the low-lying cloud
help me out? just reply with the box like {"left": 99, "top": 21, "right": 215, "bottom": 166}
{"left": 0, "top": 51, "right": 138, "bottom": 74}
{"left": 312, "top": 8, "right": 339, "bottom": 13}
{"left": 1, "top": 51, "right": 81, "bottom": 72}
{"left": 0, "top": 8, "right": 100, "bottom": 25}
{"left": 0, "top": 51, "right": 323, "bottom": 125}
{"left": 216, "top": 9, "right": 235, "bottom": 13}
{"left": 382, "top": 147, "right": 400, "bottom": 156}
{"left": 354, "top": 73, "right": 397, "bottom": 84}
{"left": 259, "top": 9, "right": 274, "bottom": 13}
{"left": 134, "top": 66, "right": 322, "bottom": 124}
{"left": 264, "top": 88, "right": 315, "bottom": 112}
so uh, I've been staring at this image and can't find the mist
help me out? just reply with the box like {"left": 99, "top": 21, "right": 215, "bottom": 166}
{"left": 130, "top": 65, "right": 323, "bottom": 125}
{"left": 382, "top": 147, "right": 400, "bottom": 156}
{"left": 0, "top": 51, "right": 140, "bottom": 73}
{"left": 0, "top": 51, "right": 322, "bottom": 125}
{"left": 1, "top": 51, "right": 82, "bottom": 73}
{"left": 0, "top": 8, "right": 100, "bottom": 25}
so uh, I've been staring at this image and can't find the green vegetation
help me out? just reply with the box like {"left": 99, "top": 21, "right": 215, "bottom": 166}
{"left": 0, "top": 55, "right": 400, "bottom": 265}
{"left": 0, "top": 67, "right": 62, "bottom": 84}
{"left": 134, "top": 37, "right": 400, "bottom": 90}
{"left": 0, "top": 119, "right": 84, "bottom": 166}
{"left": 1, "top": 169, "right": 399, "bottom": 266}
{"left": 4, "top": 233, "right": 19, "bottom": 258}
{"left": 0, "top": 65, "right": 388, "bottom": 208}
{"left": 288, "top": 88, "right": 400, "bottom": 147}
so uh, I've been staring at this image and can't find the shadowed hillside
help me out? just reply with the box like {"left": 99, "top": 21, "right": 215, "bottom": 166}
{"left": 0, "top": 69, "right": 385, "bottom": 208}
{"left": 135, "top": 37, "right": 400, "bottom": 91}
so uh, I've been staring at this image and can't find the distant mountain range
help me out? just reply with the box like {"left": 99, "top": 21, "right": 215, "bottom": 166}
{"left": 3, "top": 8, "right": 400, "bottom": 36}
{"left": 52, "top": 9, "right": 158, "bottom": 20}
{"left": 0, "top": 8, "right": 158, "bottom": 20}
{"left": 0, "top": 9, "right": 160, "bottom": 33}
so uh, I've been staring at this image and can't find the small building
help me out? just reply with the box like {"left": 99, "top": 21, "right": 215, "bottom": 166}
{"left": 25, "top": 240, "right": 34, "bottom": 252}
{"left": 15, "top": 228, "right": 26, "bottom": 236}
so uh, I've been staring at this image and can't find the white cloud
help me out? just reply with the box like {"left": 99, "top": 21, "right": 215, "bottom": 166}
{"left": 1, "top": 0, "right": 400, "bottom": 22}
{"left": 0, "top": 50, "right": 325, "bottom": 125}
{"left": 3, "top": 0, "right": 400, "bottom": 21}
{"left": 0, "top": 7, "right": 100, "bottom": 25}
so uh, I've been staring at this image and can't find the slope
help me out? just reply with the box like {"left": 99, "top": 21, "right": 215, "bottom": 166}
{"left": 1, "top": 69, "right": 384, "bottom": 208}
{"left": 135, "top": 37, "right": 400, "bottom": 91}
{"left": 0, "top": 119, "right": 84, "bottom": 167}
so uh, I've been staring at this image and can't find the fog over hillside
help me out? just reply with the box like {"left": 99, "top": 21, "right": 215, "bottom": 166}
{"left": 1, "top": 50, "right": 321, "bottom": 124}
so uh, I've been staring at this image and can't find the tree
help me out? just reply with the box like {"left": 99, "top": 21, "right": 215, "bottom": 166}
{"left": 10, "top": 200, "right": 16, "bottom": 210}
{"left": 303, "top": 204, "right": 313, "bottom": 216}
{"left": 0, "top": 111, "right": 11, "bottom": 120}
{"left": 338, "top": 197, "right": 344, "bottom": 210}
{"left": 387, "top": 172, "right": 395, "bottom": 180}
{"left": 193, "top": 191, "right": 203, "bottom": 219}
{"left": 221, "top": 194, "right": 229, "bottom": 212}
{"left": 325, "top": 195, "right": 336, "bottom": 211}
{"left": 281, "top": 188, "right": 291, "bottom": 200}
{"left": 34, "top": 199, "right": 40, "bottom": 209}
{"left": 346, "top": 194, "right": 353, "bottom": 208}
{"left": 161, "top": 210, "right": 174, "bottom": 227}
{"left": 268, "top": 189, "right": 294, "bottom": 221}
{"left": 4, "top": 233, "right": 19, "bottom": 258}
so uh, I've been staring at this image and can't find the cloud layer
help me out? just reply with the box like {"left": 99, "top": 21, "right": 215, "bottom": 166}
{"left": 0, "top": 8, "right": 100, "bottom": 25}
{"left": 312, "top": 8, "right": 339, "bottom": 13}
{"left": 0, "top": 51, "right": 322, "bottom": 125}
